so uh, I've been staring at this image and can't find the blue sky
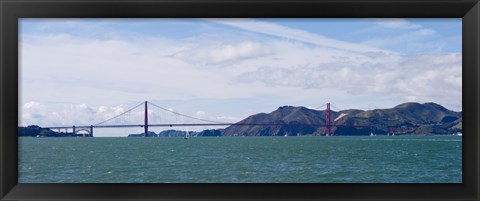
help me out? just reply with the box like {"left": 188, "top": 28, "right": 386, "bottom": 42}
{"left": 19, "top": 18, "right": 462, "bottom": 137}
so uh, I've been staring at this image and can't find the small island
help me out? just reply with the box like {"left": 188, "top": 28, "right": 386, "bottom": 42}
{"left": 18, "top": 125, "right": 90, "bottom": 137}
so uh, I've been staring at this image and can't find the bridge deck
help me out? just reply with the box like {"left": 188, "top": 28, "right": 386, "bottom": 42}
{"left": 44, "top": 123, "right": 372, "bottom": 129}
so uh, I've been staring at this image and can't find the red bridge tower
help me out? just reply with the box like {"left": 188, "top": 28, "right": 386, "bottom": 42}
{"left": 326, "top": 103, "right": 331, "bottom": 136}
{"left": 144, "top": 101, "right": 148, "bottom": 137}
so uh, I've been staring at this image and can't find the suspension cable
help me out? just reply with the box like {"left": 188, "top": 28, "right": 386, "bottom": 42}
{"left": 94, "top": 102, "right": 145, "bottom": 126}
{"left": 315, "top": 103, "right": 342, "bottom": 111}
{"left": 330, "top": 104, "right": 342, "bottom": 111}
{"left": 315, "top": 103, "right": 327, "bottom": 110}
{"left": 147, "top": 101, "right": 232, "bottom": 124}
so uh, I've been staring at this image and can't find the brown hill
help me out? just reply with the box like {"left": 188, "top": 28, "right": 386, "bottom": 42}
{"left": 222, "top": 102, "right": 461, "bottom": 136}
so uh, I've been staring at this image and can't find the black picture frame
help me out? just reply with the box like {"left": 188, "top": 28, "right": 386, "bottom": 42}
{"left": 1, "top": 0, "right": 479, "bottom": 200}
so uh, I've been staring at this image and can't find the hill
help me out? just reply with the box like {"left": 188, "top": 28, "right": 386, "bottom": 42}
{"left": 222, "top": 102, "right": 461, "bottom": 136}
{"left": 18, "top": 125, "right": 79, "bottom": 137}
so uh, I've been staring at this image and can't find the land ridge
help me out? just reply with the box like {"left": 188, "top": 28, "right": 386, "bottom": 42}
{"left": 18, "top": 102, "right": 462, "bottom": 137}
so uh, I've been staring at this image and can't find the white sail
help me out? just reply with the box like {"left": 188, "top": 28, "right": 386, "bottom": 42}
{"left": 184, "top": 128, "right": 189, "bottom": 139}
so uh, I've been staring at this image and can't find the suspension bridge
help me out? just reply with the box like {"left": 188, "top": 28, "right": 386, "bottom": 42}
{"left": 43, "top": 101, "right": 371, "bottom": 137}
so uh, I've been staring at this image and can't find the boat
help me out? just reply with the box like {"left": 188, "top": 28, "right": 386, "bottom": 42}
{"left": 370, "top": 132, "right": 374, "bottom": 136}
{"left": 184, "top": 129, "right": 189, "bottom": 139}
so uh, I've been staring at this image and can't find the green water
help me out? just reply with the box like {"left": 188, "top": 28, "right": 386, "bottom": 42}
{"left": 18, "top": 136, "right": 462, "bottom": 183}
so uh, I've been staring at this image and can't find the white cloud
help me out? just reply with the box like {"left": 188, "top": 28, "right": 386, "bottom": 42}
{"left": 97, "top": 106, "right": 108, "bottom": 113}
{"left": 21, "top": 32, "right": 461, "bottom": 112}
{"left": 211, "top": 18, "right": 393, "bottom": 55}
{"left": 21, "top": 101, "right": 47, "bottom": 126}
{"left": 406, "top": 96, "right": 418, "bottom": 102}
{"left": 374, "top": 19, "right": 422, "bottom": 29}
{"left": 232, "top": 51, "right": 461, "bottom": 111}
{"left": 216, "top": 116, "right": 240, "bottom": 121}
{"left": 24, "top": 101, "right": 41, "bottom": 109}
{"left": 173, "top": 41, "right": 272, "bottom": 65}
{"left": 363, "top": 28, "right": 437, "bottom": 47}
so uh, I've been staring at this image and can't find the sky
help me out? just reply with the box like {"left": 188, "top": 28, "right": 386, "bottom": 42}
{"left": 19, "top": 18, "right": 462, "bottom": 137}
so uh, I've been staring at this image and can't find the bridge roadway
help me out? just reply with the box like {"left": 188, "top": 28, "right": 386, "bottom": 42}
{"left": 44, "top": 123, "right": 373, "bottom": 130}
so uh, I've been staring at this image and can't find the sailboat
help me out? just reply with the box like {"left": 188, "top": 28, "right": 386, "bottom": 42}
{"left": 184, "top": 129, "right": 189, "bottom": 139}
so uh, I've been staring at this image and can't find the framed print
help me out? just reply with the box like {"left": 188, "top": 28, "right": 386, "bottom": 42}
{"left": 1, "top": 0, "right": 479, "bottom": 200}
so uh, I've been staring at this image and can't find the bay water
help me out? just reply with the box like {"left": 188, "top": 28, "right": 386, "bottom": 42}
{"left": 18, "top": 136, "right": 462, "bottom": 183}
